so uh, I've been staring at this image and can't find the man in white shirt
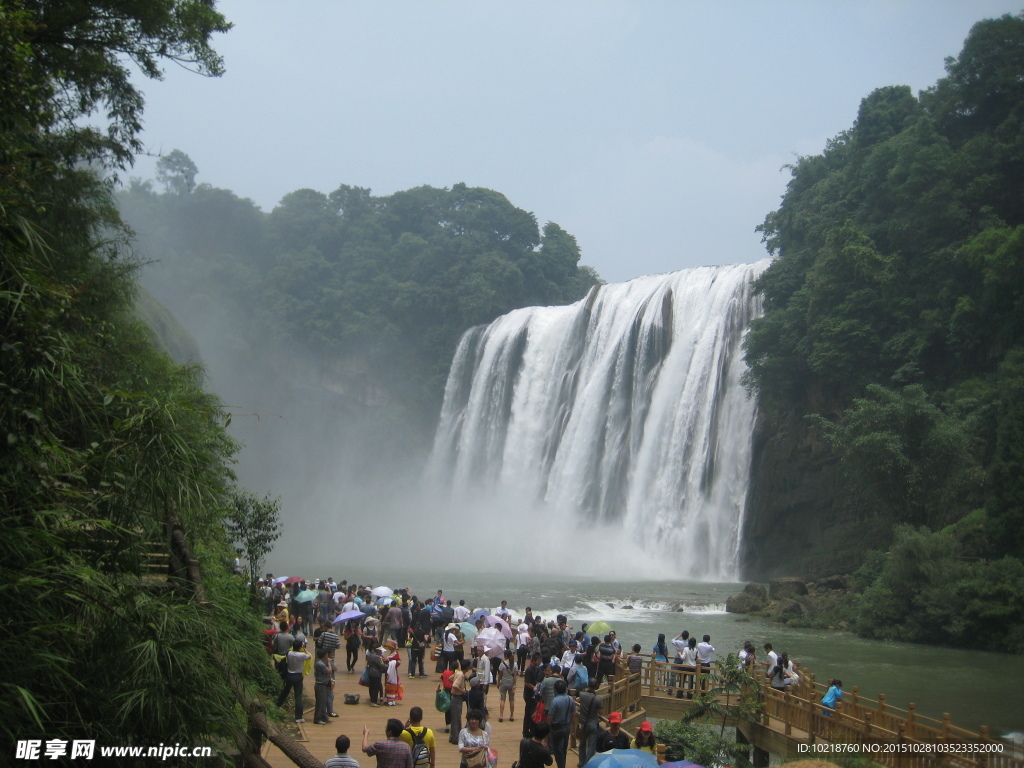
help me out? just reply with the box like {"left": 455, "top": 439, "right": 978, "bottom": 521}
{"left": 558, "top": 641, "right": 577, "bottom": 683}
{"left": 453, "top": 600, "right": 471, "bottom": 623}
{"left": 671, "top": 630, "right": 690, "bottom": 659}
{"left": 495, "top": 600, "right": 512, "bottom": 619}
{"left": 763, "top": 643, "right": 778, "bottom": 676}
{"left": 472, "top": 644, "right": 491, "bottom": 694}
{"left": 696, "top": 635, "right": 715, "bottom": 667}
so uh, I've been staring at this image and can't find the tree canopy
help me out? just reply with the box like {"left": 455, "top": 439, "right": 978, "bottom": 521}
{"left": 118, "top": 174, "right": 602, "bottom": 428}
{"left": 742, "top": 12, "right": 1024, "bottom": 648}
{"left": 2, "top": 1, "right": 280, "bottom": 759}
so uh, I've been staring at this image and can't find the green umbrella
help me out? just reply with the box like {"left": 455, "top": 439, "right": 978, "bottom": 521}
{"left": 586, "top": 621, "right": 614, "bottom": 637}
{"left": 457, "top": 622, "right": 478, "bottom": 642}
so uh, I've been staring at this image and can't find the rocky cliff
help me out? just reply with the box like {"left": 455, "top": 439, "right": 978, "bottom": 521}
{"left": 740, "top": 409, "right": 891, "bottom": 581}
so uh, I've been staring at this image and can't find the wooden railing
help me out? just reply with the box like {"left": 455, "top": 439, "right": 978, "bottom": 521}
{"left": 603, "top": 657, "right": 1021, "bottom": 768}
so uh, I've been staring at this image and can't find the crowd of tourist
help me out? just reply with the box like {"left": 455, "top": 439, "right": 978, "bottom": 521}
{"left": 260, "top": 578, "right": 841, "bottom": 768}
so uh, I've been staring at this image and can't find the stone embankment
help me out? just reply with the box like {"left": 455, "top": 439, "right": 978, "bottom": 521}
{"left": 726, "top": 576, "right": 850, "bottom": 626}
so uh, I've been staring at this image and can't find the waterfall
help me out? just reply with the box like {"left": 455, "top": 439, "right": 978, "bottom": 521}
{"left": 427, "top": 261, "right": 768, "bottom": 580}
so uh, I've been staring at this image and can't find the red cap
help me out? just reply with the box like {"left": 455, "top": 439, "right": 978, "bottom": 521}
{"left": 608, "top": 712, "right": 622, "bottom": 723}
{"left": 639, "top": 721, "right": 653, "bottom": 732}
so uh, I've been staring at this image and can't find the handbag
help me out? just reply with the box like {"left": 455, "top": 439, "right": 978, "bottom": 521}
{"left": 531, "top": 701, "right": 546, "bottom": 724}
{"left": 465, "top": 748, "right": 488, "bottom": 768}
{"left": 435, "top": 688, "right": 451, "bottom": 713}
{"left": 358, "top": 668, "right": 370, "bottom": 687}
{"left": 431, "top": 643, "right": 442, "bottom": 661}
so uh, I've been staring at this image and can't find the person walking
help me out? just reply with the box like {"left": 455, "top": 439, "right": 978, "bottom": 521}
{"left": 496, "top": 649, "right": 518, "bottom": 722}
{"left": 448, "top": 659, "right": 471, "bottom": 745}
{"left": 521, "top": 653, "right": 544, "bottom": 738}
{"left": 546, "top": 679, "right": 576, "bottom": 768}
{"left": 456, "top": 710, "right": 490, "bottom": 768}
{"left": 576, "top": 679, "right": 603, "bottom": 767}
{"left": 518, "top": 722, "right": 553, "bottom": 768}
{"left": 595, "top": 712, "right": 630, "bottom": 753}
{"left": 631, "top": 722, "right": 656, "bottom": 754}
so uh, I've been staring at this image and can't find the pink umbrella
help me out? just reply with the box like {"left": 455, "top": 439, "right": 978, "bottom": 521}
{"left": 483, "top": 615, "right": 513, "bottom": 638}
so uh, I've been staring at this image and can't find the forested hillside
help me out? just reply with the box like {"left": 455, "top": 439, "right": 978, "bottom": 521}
{"left": 1, "top": 1, "right": 280, "bottom": 759}
{"left": 742, "top": 13, "right": 1024, "bottom": 651}
{"left": 119, "top": 170, "right": 601, "bottom": 436}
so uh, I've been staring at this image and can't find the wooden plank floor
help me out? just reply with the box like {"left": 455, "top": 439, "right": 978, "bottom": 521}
{"left": 263, "top": 659, "right": 534, "bottom": 768}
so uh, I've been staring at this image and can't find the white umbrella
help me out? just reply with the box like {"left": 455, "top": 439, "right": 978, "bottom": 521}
{"left": 272, "top": 576, "right": 289, "bottom": 584}
{"left": 475, "top": 627, "right": 507, "bottom": 658}
{"left": 370, "top": 585, "right": 393, "bottom": 598}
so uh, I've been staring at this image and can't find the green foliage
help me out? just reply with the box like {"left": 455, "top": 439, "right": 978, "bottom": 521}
{"left": 226, "top": 490, "right": 282, "bottom": 590}
{"left": 810, "top": 384, "right": 985, "bottom": 529}
{"left": 117, "top": 168, "right": 602, "bottom": 425}
{"left": 742, "top": 11, "right": 1024, "bottom": 649}
{"left": 157, "top": 149, "right": 200, "bottom": 195}
{"left": 18, "top": 0, "right": 231, "bottom": 167}
{"left": 744, "top": 9, "right": 1024, "bottom": 585}
{"left": 654, "top": 719, "right": 749, "bottom": 768}
{"left": 848, "top": 526, "right": 1024, "bottom": 651}
{"left": 986, "top": 351, "right": 1024, "bottom": 557}
{"left": 1, "top": 2, "right": 280, "bottom": 762}
{"left": 681, "top": 654, "right": 762, "bottom": 738}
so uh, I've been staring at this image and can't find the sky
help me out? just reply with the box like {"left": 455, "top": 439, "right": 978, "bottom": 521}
{"left": 131, "top": 1, "right": 1020, "bottom": 285}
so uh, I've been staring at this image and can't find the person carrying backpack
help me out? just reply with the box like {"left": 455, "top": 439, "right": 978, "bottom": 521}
{"left": 400, "top": 706, "right": 435, "bottom": 768}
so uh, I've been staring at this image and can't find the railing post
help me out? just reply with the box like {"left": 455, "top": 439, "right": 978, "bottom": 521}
{"left": 942, "top": 713, "right": 951, "bottom": 744}
{"left": 907, "top": 702, "right": 915, "bottom": 739}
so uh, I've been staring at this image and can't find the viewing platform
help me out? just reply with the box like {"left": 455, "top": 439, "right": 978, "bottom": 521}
{"left": 256, "top": 655, "right": 1022, "bottom": 768}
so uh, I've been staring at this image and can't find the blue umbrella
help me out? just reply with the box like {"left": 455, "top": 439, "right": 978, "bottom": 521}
{"left": 583, "top": 750, "right": 660, "bottom": 768}
{"left": 376, "top": 596, "right": 395, "bottom": 606}
{"left": 660, "top": 762, "right": 703, "bottom": 768}
{"left": 333, "top": 609, "right": 365, "bottom": 624}
{"left": 469, "top": 608, "right": 491, "bottom": 622}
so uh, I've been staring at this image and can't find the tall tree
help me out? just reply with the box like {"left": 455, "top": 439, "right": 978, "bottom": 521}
{"left": 225, "top": 490, "right": 283, "bottom": 590}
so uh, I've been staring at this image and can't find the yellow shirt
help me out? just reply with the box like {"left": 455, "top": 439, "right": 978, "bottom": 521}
{"left": 400, "top": 726, "right": 436, "bottom": 750}
{"left": 630, "top": 738, "right": 656, "bottom": 754}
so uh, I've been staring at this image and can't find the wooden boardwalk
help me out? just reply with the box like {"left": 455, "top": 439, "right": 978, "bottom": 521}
{"left": 260, "top": 655, "right": 1024, "bottom": 768}
{"left": 262, "top": 661, "right": 532, "bottom": 768}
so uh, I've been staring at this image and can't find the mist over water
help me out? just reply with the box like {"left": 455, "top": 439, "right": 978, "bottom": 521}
{"left": 143, "top": 255, "right": 766, "bottom": 579}
{"left": 426, "top": 262, "right": 769, "bottom": 580}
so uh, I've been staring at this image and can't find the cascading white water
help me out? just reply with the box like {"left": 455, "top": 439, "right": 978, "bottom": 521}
{"left": 427, "top": 261, "right": 769, "bottom": 580}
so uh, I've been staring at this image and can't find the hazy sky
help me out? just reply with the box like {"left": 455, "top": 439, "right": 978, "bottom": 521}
{"left": 131, "top": 1, "right": 1020, "bottom": 283}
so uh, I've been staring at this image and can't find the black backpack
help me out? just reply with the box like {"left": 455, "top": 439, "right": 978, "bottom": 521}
{"left": 275, "top": 653, "right": 289, "bottom": 675}
{"left": 404, "top": 727, "right": 430, "bottom": 768}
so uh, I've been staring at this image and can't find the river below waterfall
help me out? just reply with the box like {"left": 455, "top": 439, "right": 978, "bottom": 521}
{"left": 280, "top": 566, "right": 1022, "bottom": 739}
